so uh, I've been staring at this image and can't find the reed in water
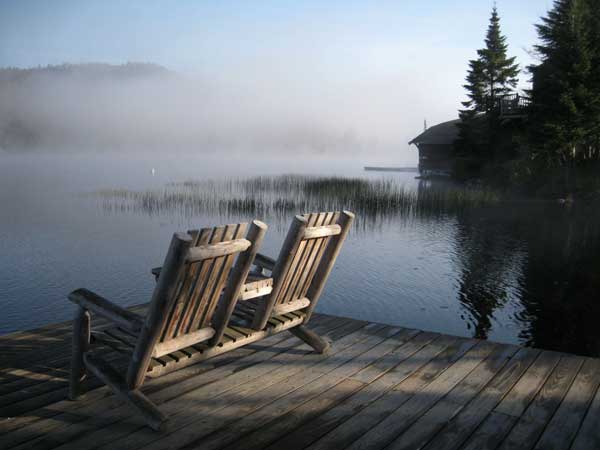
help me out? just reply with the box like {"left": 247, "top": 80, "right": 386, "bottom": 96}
{"left": 95, "top": 175, "right": 501, "bottom": 223}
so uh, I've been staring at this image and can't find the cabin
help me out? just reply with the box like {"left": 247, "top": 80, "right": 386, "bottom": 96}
{"left": 410, "top": 95, "right": 530, "bottom": 174}
{"left": 409, "top": 119, "right": 460, "bottom": 174}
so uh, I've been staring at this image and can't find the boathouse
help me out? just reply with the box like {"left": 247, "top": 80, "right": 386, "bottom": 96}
{"left": 409, "top": 119, "right": 460, "bottom": 173}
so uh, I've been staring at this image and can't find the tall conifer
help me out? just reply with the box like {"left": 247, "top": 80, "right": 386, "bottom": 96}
{"left": 529, "top": 0, "right": 600, "bottom": 164}
{"left": 456, "top": 5, "right": 520, "bottom": 157}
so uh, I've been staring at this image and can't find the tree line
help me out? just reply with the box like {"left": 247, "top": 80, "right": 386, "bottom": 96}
{"left": 456, "top": 0, "right": 600, "bottom": 174}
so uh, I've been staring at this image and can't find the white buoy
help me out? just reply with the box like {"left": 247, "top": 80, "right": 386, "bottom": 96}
{"left": 151, "top": 168, "right": 156, "bottom": 176}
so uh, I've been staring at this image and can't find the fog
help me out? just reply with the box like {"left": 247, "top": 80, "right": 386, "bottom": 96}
{"left": 0, "top": 63, "right": 457, "bottom": 163}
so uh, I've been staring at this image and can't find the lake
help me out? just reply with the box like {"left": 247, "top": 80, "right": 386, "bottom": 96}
{"left": 2, "top": 152, "right": 600, "bottom": 356}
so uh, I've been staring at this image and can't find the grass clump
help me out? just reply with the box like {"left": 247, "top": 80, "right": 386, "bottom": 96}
{"left": 95, "top": 174, "right": 501, "bottom": 223}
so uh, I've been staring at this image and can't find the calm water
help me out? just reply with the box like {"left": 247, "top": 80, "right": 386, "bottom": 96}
{"left": 2, "top": 153, "right": 600, "bottom": 356}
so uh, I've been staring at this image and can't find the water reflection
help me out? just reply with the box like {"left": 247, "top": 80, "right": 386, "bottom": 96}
{"left": 94, "top": 175, "right": 600, "bottom": 355}
{"left": 450, "top": 200, "right": 600, "bottom": 355}
{"left": 454, "top": 210, "right": 524, "bottom": 339}
{"left": 3, "top": 154, "right": 600, "bottom": 356}
{"left": 516, "top": 204, "right": 600, "bottom": 355}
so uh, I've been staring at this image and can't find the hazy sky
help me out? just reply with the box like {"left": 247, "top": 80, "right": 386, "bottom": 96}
{"left": 0, "top": 0, "right": 554, "bottom": 161}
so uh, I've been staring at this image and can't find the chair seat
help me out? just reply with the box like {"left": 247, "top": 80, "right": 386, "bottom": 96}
{"left": 90, "top": 307, "right": 306, "bottom": 379}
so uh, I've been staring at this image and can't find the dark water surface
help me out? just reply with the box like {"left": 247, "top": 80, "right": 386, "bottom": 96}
{"left": 2, "top": 153, "right": 600, "bottom": 356}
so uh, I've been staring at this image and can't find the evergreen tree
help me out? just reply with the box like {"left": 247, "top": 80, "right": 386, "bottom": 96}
{"left": 456, "top": 59, "right": 487, "bottom": 155}
{"left": 478, "top": 6, "right": 520, "bottom": 111}
{"left": 456, "top": 5, "right": 520, "bottom": 158}
{"left": 529, "top": 0, "right": 600, "bottom": 165}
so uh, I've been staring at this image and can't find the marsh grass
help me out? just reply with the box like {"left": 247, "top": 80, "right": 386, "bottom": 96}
{"left": 95, "top": 175, "right": 501, "bottom": 224}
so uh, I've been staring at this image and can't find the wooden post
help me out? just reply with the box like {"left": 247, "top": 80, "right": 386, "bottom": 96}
{"left": 126, "top": 232, "right": 192, "bottom": 390}
{"left": 69, "top": 306, "right": 90, "bottom": 400}
{"left": 210, "top": 220, "right": 268, "bottom": 345}
{"left": 289, "top": 325, "right": 331, "bottom": 354}
{"left": 304, "top": 210, "right": 354, "bottom": 322}
{"left": 251, "top": 215, "right": 308, "bottom": 330}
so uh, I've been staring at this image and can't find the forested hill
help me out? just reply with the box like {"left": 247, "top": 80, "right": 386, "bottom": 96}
{"left": 0, "top": 63, "right": 175, "bottom": 151}
{"left": 0, "top": 63, "right": 172, "bottom": 84}
{"left": 0, "top": 62, "right": 367, "bottom": 155}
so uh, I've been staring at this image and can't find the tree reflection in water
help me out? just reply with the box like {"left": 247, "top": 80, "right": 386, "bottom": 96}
{"left": 449, "top": 196, "right": 600, "bottom": 355}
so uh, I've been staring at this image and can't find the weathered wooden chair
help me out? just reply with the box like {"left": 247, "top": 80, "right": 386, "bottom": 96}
{"left": 69, "top": 211, "right": 354, "bottom": 430}
{"left": 231, "top": 211, "right": 355, "bottom": 353}
{"left": 67, "top": 221, "right": 267, "bottom": 431}
{"left": 152, "top": 211, "right": 354, "bottom": 354}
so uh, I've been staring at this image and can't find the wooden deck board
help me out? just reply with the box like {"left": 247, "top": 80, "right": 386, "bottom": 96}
{"left": 1, "top": 312, "right": 600, "bottom": 450}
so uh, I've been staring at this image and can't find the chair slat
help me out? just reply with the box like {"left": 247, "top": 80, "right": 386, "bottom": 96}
{"left": 251, "top": 211, "right": 351, "bottom": 330}
{"left": 187, "top": 224, "right": 238, "bottom": 331}
{"left": 288, "top": 212, "right": 332, "bottom": 302}
{"left": 296, "top": 211, "right": 340, "bottom": 298}
{"left": 171, "top": 228, "right": 213, "bottom": 338}
{"left": 152, "top": 327, "right": 215, "bottom": 358}
{"left": 199, "top": 224, "right": 247, "bottom": 328}
{"left": 159, "top": 222, "right": 250, "bottom": 350}
{"left": 279, "top": 212, "right": 328, "bottom": 305}
{"left": 304, "top": 211, "right": 354, "bottom": 321}
{"left": 158, "top": 229, "right": 205, "bottom": 342}
{"left": 181, "top": 226, "right": 227, "bottom": 333}
{"left": 277, "top": 212, "right": 322, "bottom": 305}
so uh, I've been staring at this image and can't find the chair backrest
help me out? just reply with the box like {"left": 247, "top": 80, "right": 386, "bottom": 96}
{"left": 127, "top": 220, "right": 266, "bottom": 389}
{"left": 251, "top": 211, "right": 354, "bottom": 330}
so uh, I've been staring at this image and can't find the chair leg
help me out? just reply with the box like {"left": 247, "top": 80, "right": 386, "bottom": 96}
{"left": 123, "top": 389, "right": 168, "bottom": 432}
{"left": 289, "top": 325, "right": 331, "bottom": 354}
{"left": 84, "top": 353, "right": 167, "bottom": 431}
{"left": 69, "top": 306, "right": 90, "bottom": 400}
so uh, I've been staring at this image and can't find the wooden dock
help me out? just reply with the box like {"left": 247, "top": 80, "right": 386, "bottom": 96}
{"left": 1, "top": 310, "right": 600, "bottom": 450}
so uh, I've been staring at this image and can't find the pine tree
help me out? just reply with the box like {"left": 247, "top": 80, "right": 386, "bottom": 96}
{"left": 456, "top": 59, "right": 487, "bottom": 155}
{"left": 478, "top": 6, "right": 520, "bottom": 112}
{"left": 456, "top": 5, "right": 520, "bottom": 158}
{"left": 589, "top": 1, "right": 600, "bottom": 157}
{"left": 461, "top": 59, "right": 487, "bottom": 114}
{"left": 529, "top": 0, "right": 600, "bottom": 165}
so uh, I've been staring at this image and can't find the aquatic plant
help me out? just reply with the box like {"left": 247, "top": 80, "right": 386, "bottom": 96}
{"left": 95, "top": 175, "right": 501, "bottom": 226}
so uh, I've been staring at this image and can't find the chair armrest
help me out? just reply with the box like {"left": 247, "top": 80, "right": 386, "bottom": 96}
{"left": 151, "top": 267, "right": 161, "bottom": 281}
{"left": 253, "top": 253, "right": 276, "bottom": 272}
{"left": 68, "top": 288, "right": 144, "bottom": 333}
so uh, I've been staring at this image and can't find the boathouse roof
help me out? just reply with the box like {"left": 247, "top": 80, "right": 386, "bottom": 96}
{"left": 409, "top": 119, "right": 460, "bottom": 146}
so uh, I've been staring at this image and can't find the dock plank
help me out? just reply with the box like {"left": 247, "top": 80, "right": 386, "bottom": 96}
{"left": 494, "top": 350, "right": 561, "bottom": 418}
{"left": 133, "top": 328, "right": 398, "bottom": 450}
{"left": 305, "top": 334, "right": 462, "bottom": 450}
{"left": 1, "top": 311, "right": 599, "bottom": 450}
{"left": 11, "top": 317, "right": 360, "bottom": 450}
{"left": 385, "top": 343, "right": 518, "bottom": 450}
{"left": 533, "top": 357, "right": 600, "bottom": 450}
{"left": 417, "top": 347, "right": 540, "bottom": 450}
{"left": 345, "top": 340, "right": 494, "bottom": 450}
{"left": 497, "top": 354, "right": 584, "bottom": 450}
{"left": 265, "top": 331, "right": 440, "bottom": 450}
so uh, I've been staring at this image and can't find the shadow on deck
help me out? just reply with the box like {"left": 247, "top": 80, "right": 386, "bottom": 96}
{"left": 1, "top": 310, "right": 599, "bottom": 450}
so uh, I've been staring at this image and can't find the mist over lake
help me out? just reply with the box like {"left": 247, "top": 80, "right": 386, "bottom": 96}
{"left": 0, "top": 63, "right": 419, "bottom": 160}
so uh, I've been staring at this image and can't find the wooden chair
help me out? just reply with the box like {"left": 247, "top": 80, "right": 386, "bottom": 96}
{"left": 231, "top": 211, "right": 355, "bottom": 353}
{"left": 152, "top": 211, "right": 355, "bottom": 355}
{"left": 67, "top": 221, "right": 267, "bottom": 431}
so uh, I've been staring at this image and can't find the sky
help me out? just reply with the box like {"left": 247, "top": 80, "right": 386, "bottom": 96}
{"left": 0, "top": 0, "right": 554, "bottom": 161}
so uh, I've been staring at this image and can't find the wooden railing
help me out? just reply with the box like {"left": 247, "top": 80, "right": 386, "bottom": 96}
{"left": 497, "top": 94, "right": 530, "bottom": 118}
